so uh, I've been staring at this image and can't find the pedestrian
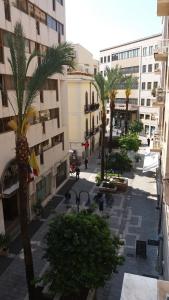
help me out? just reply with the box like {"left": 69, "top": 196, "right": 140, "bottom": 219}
{"left": 75, "top": 166, "right": 80, "bottom": 180}
{"left": 99, "top": 197, "right": 104, "bottom": 213}
{"left": 84, "top": 158, "right": 88, "bottom": 169}
{"left": 147, "top": 137, "right": 150, "bottom": 146}
{"left": 65, "top": 191, "right": 71, "bottom": 204}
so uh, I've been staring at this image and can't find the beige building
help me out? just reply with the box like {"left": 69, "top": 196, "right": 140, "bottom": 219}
{"left": 67, "top": 44, "right": 101, "bottom": 162}
{"left": 0, "top": 0, "right": 69, "bottom": 236}
{"left": 100, "top": 35, "right": 161, "bottom": 136}
{"left": 154, "top": 0, "right": 169, "bottom": 280}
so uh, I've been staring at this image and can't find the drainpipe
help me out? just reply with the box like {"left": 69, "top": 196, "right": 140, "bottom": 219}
{"left": 89, "top": 81, "right": 92, "bottom": 155}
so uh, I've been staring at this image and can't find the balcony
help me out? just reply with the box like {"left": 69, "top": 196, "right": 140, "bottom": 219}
{"left": 157, "top": 0, "right": 169, "bottom": 16}
{"left": 154, "top": 68, "right": 161, "bottom": 74}
{"left": 84, "top": 127, "right": 100, "bottom": 139}
{"left": 152, "top": 88, "right": 165, "bottom": 107}
{"left": 154, "top": 40, "right": 169, "bottom": 61}
{"left": 84, "top": 103, "right": 100, "bottom": 114}
{"left": 150, "top": 131, "right": 162, "bottom": 153}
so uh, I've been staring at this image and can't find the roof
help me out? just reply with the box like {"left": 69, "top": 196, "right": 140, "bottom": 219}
{"left": 100, "top": 33, "right": 162, "bottom": 53}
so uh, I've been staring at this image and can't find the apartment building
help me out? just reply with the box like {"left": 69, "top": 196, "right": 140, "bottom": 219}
{"left": 100, "top": 34, "right": 161, "bottom": 136}
{"left": 0, "top": 0, "right": 68, "bottom": 236}
{"left": 154, "top": 0, "right": 169, "bottom": 280}
{"left": 67, "top": 44, "right": 101, "bottom": 162}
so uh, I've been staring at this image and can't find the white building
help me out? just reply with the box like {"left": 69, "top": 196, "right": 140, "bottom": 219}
{"left": 100, "top": 34, "right": 162, "bottom": 137}
{"left": 67, "top": 44, "right": 101, "bottom": 162}
{"left": 0, "top": 0, "right": 69, "bottom": 236}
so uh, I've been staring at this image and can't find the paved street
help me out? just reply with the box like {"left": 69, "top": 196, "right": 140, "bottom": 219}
{"left": 0, "top": 145, "right": 159, "bottom": 300}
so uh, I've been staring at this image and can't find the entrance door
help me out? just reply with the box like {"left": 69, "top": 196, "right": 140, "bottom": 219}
{"left": 2, "top": 193, "right": 19, "bottom": 234}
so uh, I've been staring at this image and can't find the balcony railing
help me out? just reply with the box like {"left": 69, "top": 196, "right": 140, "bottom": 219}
{"left": 84, "top": 103, "right": 100, "bottom": 114}
{"left": 84, "top": 126, "right": 100, "bottom": 139}
{"left": 154, "top": 40, "right": 169, "bottom": 62}
{"left": 150, "top": 131, "right": 162, "bottom": 153}
{"left": 152, "top": 88, "right": 165, "bottom": 107}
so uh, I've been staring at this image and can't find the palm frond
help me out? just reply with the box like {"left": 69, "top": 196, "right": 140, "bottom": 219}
{"left": 8, "top": 22, "right": 27, "bottom": 130}
{"left": 25, "top": 42, "right": 75, "bottom": 113}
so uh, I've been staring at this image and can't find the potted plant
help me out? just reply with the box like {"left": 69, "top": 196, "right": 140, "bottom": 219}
{"left": 0, "top": 233, "right": 10, "bottom": 256}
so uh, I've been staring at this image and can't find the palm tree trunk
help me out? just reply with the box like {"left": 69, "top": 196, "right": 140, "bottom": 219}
{"left": 16, "top": 136, "right": 35, "bottom": 300}
{"left": 125, "top": 97, "right": 129, "bottom": 134}
{"left": 101, "top": 112, "right": 106, "bottom": 181}
{"left": 109, "top": 98, "right": 114, "bottom": 153}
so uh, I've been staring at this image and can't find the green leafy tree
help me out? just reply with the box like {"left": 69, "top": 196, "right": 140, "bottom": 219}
{"left": 119, "top": 133, "right": 140, "bottom": 152}
{"left": 93, "top": 73, "right": 107, "bottom": 181}
{"left": 107, "top": 151, "right": 132, "bottom": 174}
{"left": 7, "top": 22, "right": 75, "bottom": 300}
{"left": 129, "top": 120, "right": 143, "bottom": 134}
{"left": 123, "top": 75, "right": 138, "bottom": 134}
{"left": 42, "top": 212, "right": 124, "bottom": 298}
{"left": 105, "top": 66, "right": 123, "bottom": 152}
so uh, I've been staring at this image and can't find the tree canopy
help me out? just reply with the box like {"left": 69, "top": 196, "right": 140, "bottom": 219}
{"left": 42, "top": 212, "right": 124, "bottom": 296}
{"left": 129, "top": 120, "right": 143, "bottom": 134}
{"left": 119, "top": 133, "right": 141, "bottom": 152}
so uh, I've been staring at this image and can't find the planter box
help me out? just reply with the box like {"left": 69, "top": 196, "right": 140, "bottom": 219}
{"left": 99, "top": 181, "right": 117, "bottom": 193}
{"left": 111, "top": 177, "right": 128, "bottom": 192}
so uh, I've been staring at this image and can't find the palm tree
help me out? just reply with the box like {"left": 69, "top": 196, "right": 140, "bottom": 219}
{"left": 7, "top": 22, "right": 75, "bottom": 300}
{"left": 93, "top": 73, "right": 107, "bottom": 181}
{"left": 105, "top": 66, "right": 123, "bottom": 152}
{"left": 124, "top": 75, "right": 138, "bottom": 134}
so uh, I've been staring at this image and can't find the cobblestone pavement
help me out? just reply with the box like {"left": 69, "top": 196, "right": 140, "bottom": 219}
{"left": 0, "top": 146, "right": 159, "bottom": 300}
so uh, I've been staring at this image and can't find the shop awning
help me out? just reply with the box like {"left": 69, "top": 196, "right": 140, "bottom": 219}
{"left": 3, "top": 182, "right": 19, "bottom": 198}
{"left": 143, "top": 151, "right": 159, "bottom": 173}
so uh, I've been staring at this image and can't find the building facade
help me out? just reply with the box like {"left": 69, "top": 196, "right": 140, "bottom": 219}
{"left": 100, "top": 35, "right": 162, "bottom": 136}
{"left": 67, "top": 44, "right": 101, "bottom": 162}
{"left": 0, "top": 0, "right": 69, "bottom": 236}
{"left": 154, "top": 0, "right": 169, "bottom": 280}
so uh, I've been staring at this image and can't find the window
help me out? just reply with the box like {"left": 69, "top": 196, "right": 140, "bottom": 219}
{"left": 148, "top": 64, "right": 152, "bottom": 72}
{"left": 56, "top": 80, "right": 59, "bottom": 101}
{"left": 40, "top": 90, "right": 44, "bottom": 103}
{"left": 92, "top": 91, "right": 94, "bottom": 104}
{"left": 42, "top": 121, "right": 46, "bottom": 134}
{"left": 108, "top": 55, "right": 110, "bottom": 62}
{"left": 0, "top": 75, "right": 8, "bottom": 107}
{"left": 142, "top": 82, "right": 145, "bottom": 90}
{"left": 143, "top": 47, "right": 147, "bottom": 56}
{"left": 149, "top": 46, "right": 153, "bottom": 55}
{"left": 0, "top": 30, "right": 4, "bottom": 63}
{"left": 145, "top": 114, "right": 150, "bottom": 120}
{"left": 104, "top": 56, "right": 106, "bottom": 63}
{"left": 153, "top": 81, "right": 158, "bottom": 89}
{"left": 154, "top": 63, "right": 159, "bottom": 71}
{"left": 4, "top": 0, "right": 11, "bottom": 21}
{"left": 142, "top": 65, "right": 146, "bottom": 73}
{"left": 141, "top": 99, "right": 145, "bottom": 106}
{"left": 140, "top": 114, "right": 144, "bottom": 119}
{"left": 28, "top": 2, "right": 34, "bottom": 17}
{"left": 52, "top": 0, "right": 56, "bottom": 10}
{"left": 100, "top": 57, "right": 103, "bottom": 63}
{"left": 147, "top": 82, "right": 152, "bottom": 90}
{"left": 36, "top": 20, "right": 40, "bottom": 35}
{"left": 147, "top": 99, "right": 151, "bottom": 106}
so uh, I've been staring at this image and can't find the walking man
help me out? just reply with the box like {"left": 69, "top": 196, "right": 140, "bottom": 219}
{"left": 147, "top": 137, "right": 150, "bottom": 147}
{"left": 75, "top": 166, "right": 80, "bottom": 181}
{"left": 84, "top": 158, "right": 88, "bottom": 169}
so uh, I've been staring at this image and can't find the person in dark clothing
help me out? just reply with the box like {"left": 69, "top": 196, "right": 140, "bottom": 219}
{"left": 65, "top": 191, "right": 71, "bottom": 204}
{"left": 84, "top": 158, "right": 88, "bottom": 169}
{"left": 147, "top": 137, "right": 150, "bottom": 146}
{"left": 75, "top": 166, "right": 80, "bottom": 180}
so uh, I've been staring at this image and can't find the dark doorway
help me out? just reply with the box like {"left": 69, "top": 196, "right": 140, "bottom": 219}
{"left": 2, "top": 193, "right": 19, "bottom": 235}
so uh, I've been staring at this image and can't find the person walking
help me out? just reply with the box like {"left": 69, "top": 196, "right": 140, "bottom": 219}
{"left": 147, "top": 137, "right": 150, "bottom": 147}
{"left": 75, "top": 166, "right": 80, "bottom": 181}
{"left": 84, "top": 158, "right": 88, "bottom": 169}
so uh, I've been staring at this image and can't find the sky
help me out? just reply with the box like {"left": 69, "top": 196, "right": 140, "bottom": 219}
{"left": 65, "top": 0, "right": 162, "bottom": 59}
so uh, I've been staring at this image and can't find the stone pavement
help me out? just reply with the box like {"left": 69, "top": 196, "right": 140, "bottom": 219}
{"left": 96, "top": 144, "right": 159, "bottom": 300}
{"left": 0, "top": 151, "right": 99, "bottom": 300}
{"left": 0, "top": 146, "right": 159, "bottom": 300}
